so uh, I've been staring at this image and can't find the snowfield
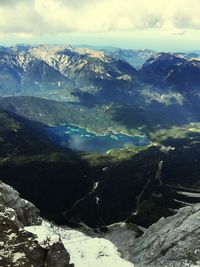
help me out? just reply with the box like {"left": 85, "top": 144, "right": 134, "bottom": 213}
{"left": 25, "top": 221, "right": 134, "bottom": 267}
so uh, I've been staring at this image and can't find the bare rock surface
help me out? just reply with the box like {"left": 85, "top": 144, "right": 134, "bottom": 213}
{"left": 0, "top": 180, "right": 41, "bottom": 226}
{"left": 0, "top": 181, "right": 73, "bottom": 267}
{"left": 130, "top": 204, "right": 200, "bottom": 267}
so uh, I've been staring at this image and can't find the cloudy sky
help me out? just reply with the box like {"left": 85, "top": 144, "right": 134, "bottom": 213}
{"left": 0, "top": 0, "right": 200, "bottom": 51}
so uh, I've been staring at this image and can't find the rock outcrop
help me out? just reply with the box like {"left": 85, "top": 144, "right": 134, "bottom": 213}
{"left": 0, "top": 180, "right": 41, "bottom": 226}
{"left": 0, "top": 181, "right": 74, "bottom": 267}
{"left": 45, "top": 241, "right": 73, "bottom": 267}
{"left": 130, "top": 204, "right": 200, "bottom": 267}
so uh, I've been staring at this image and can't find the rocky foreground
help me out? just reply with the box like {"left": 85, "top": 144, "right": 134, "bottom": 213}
{"left": 1, "top": 179, "right": 200, "bottom": 267}
{"left": 129, "top": 204, "right": 200, "bottom": 267}
{"left": 0, "top": 181, "right": 73, "bottom": 267}
{"left": 0, "top": 180, "right": 134, "bottom": 267}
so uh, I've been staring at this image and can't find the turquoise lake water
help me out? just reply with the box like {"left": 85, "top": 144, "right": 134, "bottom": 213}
{"left": 47, "top": 125, "right": 149, "bottom": 153}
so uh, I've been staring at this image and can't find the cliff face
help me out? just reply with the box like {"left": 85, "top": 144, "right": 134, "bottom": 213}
{"left": 130, "top": 204, "right": 200, "bottom": 267}
{"left": 0, "top": 180, "right": 73, "bottom": 267}
{"left": 0, "top": 180, "right": 41, "bottom": 226}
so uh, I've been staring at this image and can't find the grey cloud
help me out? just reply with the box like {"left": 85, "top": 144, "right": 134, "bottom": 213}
{"left": 60, "top": 0, "right": 99, "bottom": 9}
{"left": 0, "top": 0, "right": 200, "bottom": 37}
{"left": 0, "top": 0, "right": 32, "bottom": 6}
{"left": 174, "top": 14, "right": 200, "bottom": 30}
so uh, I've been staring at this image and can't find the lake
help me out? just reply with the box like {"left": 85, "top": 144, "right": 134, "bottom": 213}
{"left": 47, "top": 125, "right": 149, "bottom": 153}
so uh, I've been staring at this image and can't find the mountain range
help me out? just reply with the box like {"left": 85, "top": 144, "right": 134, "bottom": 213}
{"left": 1, "top": 45, "right": 200, "bottom": 108}
{"left": 1, "top": 46, "right": 200, "bottom": 142}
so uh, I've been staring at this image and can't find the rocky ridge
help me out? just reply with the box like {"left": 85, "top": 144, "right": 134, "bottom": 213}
{"left": 0, "top": 180, "right": 41, "bottom": 226}
{"left": 0, "top": 180, "right": 73, "bottom": 267}
{"left": 0, "top": 180, "right": 136, "bottom": 267}
{"left": 1, "top": 178, "right": 200, "bottom": 266}
{"left": 1, "top": 45, "right": 200, "bottom": 106}
{"left": 130, "top": 204, "right": 200, "bottom": 267}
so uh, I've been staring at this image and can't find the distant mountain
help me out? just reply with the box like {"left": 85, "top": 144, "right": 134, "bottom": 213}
{"left": 30, "top": 45, "right": 139, "bottom": 103}
{"left": 1, "top": 45, "right": 200, "bottom": 121}
{"left": 175, "top": 51, "right": 200, "bottom": 60}
{"left": 100, "top": 47, "right": 155, "bottom": 69}
{"left": 0, "top": 45, "right": 139, "bottom": 103}
{"left": 140, "top": 52, "right": 200, "bottom": 92}
{"left": 2, "top": 45, "right": 200, "bottom": 106}
{"left": 0, "top": 47, "right": 73, "bottom": 96}
{"left": 75, "top": 45, "right": 156, "bottom": 69}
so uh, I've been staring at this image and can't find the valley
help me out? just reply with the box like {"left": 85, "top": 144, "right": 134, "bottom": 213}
{"left": 1, "top": 107, "right": 200, "bottom": 229}
{"left": 1, "top": 44, "right": 200, "bottom": 266}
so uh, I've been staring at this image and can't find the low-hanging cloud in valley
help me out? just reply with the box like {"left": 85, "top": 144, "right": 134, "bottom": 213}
{"left": 0, "top": 0, "right": 200, "bottom": 37}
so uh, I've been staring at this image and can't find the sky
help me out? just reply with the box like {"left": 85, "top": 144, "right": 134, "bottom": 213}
{"left": 0, "top": 0, "right": 200, "bottom": 51}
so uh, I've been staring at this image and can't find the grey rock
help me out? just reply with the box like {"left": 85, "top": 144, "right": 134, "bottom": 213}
{"left": 0, "top": 181, "right": 74, "bottom": 267}
{"left": 130, "top": 204, "right": 200, "bottom": 267}
{"left": 102, "top": 222, "right": 143, "bottom": 260}
{"left": 0, "top": 204, "right": 45, "bottom": 267}
{"left": 0, "top": 205, "right": 73, "bottom": 266}
{"left": 44, "top": 241, "right": 72, "bottom": 267}
{"left": 0, "top": 180, "right": 41, "bottom": 226}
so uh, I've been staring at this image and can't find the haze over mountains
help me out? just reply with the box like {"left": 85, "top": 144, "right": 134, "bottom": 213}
{"left": 1, "top": 44, "right": 200, "bottom": 105}
{"left": 1, "top": 44, "right": 200, "bottom": 136}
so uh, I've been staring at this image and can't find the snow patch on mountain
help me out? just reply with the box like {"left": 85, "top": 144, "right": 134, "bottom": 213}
{"left": 26, "top": 221, "right": 134, "bottom": 267}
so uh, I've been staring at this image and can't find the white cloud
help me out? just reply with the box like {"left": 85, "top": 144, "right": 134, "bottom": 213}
{"left": 0, "top": 0, "right": 200, "bottom": 37}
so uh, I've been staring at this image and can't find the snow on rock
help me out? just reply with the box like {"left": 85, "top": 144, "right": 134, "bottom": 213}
{"left": 26, "top": 221, "right": 134, "bottom": 267}
{"left": 0, "top": 180, "right": 73, "bottom": 267}
{"left": 12, "top": 252, "right": 26, "bottom": 263}
{"left": 0, "top": 204, "right": 72, "bottom": 267}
